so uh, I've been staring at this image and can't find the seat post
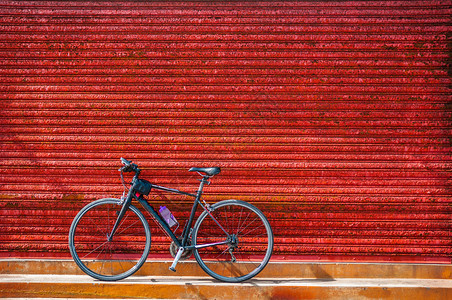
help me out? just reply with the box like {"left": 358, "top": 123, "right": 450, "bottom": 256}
{"left": 196, "top": 176, "right": 210, "bottom": 199}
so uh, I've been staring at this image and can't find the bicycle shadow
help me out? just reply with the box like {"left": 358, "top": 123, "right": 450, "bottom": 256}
{"left": 120, "top": 276, "right": 336, "bottom": 300}
{"left": 121, "top": 263, "right": 336, "bottom": 285}
{"left": 118, "top": 264, "right": 336, "bottom": 299}
{"left": 121, "top": 277, "right": 334, "bottom": 284}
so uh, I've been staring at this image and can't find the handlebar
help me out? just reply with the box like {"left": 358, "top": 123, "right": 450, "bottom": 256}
{"left": 119, "top": 157, "right": 140, "bottom": 174}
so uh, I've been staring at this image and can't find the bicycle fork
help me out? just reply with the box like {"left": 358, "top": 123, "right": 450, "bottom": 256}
{"left": 107, "top": 189, "right": 134, "bottom": 241}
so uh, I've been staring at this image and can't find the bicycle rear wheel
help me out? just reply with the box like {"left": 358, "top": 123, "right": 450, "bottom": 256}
{"left": 192, "top": 199, "right": 273, "bottom": 282}
{"left": 69, "top": 198, "right": 151, "bottom": 281}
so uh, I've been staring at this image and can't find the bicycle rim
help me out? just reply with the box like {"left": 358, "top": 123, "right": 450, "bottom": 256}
{"left": 192, "top": 200, "right": 273, "bottom": 282}
{"left": 69, "top": 198, "right": 151, "bottom": 281}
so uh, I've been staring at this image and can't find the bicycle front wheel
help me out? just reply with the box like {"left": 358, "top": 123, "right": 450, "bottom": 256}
{"left": 192, "top": 199, "right": 273, "bottom": 282}
{"left": 68, "top": 198, "right": 151, "bottom": 281}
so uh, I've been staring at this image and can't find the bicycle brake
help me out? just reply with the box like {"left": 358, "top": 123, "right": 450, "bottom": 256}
{"left": 202, "top": 200, "right": 213, "bottom": 212}
{"left": 119, "top": 191, "right": 126, "bottom": 205}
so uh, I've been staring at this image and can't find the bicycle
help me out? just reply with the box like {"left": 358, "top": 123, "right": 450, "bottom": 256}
{"left": 68, "top": 158, "right": 274, "bottom": 282}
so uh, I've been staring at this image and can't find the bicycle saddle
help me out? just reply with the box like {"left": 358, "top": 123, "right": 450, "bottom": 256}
{"left": 189, "top": 167, "right": 221, "bottom": 176}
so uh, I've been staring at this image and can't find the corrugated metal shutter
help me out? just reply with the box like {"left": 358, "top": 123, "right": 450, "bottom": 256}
{"left": 0, "top": 1, "right": 450, "bottom": 262}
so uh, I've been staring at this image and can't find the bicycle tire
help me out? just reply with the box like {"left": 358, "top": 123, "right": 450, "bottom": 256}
{"left": 192, "top": 199, "right": 273, "bottom": 282}
{"left": 68, "top": 198, "right": 151, "bottom": 281}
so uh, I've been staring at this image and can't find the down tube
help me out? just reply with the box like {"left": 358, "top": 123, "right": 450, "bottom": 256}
{"left": 137, "top": 197, "right": 182, "bottom": 248}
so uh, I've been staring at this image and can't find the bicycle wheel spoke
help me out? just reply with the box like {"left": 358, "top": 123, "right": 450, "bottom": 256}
{"left": 80, "top": 241, "right": 109, "bottom": 259}
{"left": 235, "top": 208, "right": 249, "bottom": 235}
{"left": 86, "top": 215, "right": 108, "bottom": 237}
{"left": 193, "top": 200, "right": 273, "bottom": 282}
{"left": 235, "top": 207, "right": 244, "bottom": 235}
{"left": 116, "top": 217, "right": 141, "bottom": 236}
{"left": 208, "top": 247, "right": 228, "bottom": 261}
{"left": 236, "top": 212, "right": 255, "bottom": 235}
{"left": 69, "top": 199, "right": 151, "bottom": 281}
{"left": 238, "top": 221, "right": 266, "bottom": 237}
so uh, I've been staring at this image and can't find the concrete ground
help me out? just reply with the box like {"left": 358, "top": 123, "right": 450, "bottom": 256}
{"left": 0, "top": 260, "right": 451, "bottom": 299}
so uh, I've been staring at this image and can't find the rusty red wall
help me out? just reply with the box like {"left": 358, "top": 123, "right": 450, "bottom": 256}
{"left": 0, "top": 1, "right": 451, "bottom": 262}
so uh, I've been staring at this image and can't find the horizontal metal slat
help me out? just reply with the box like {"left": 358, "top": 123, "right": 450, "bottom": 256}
{"left": 0, "top": 0, "right": 450, "bottom": 261}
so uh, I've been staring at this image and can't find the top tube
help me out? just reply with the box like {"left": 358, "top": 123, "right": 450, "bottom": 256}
{"left": 151, "top": 184, "right": 196, "bottom": 198}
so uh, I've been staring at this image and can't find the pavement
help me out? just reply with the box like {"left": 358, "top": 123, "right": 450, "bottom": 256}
{"left": 0, "top": 260, "right": 451, "bottom": 299}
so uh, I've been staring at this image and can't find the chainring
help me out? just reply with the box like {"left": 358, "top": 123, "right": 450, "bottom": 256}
{"left": 169, "top": 240, "right": 193, "bottom": 260}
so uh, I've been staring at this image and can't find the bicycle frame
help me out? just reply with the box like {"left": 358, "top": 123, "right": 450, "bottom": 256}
{"left": 110, "top": 172, "right": 230, "bottom": 266}
{"left": 137, "top": 179, "right": 203, "bottom": 250}
{"left": 69, "top": 159, "right": 273, "bottom": 282}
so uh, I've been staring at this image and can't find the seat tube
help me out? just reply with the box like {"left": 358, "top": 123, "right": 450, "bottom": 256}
{"left": 181, "top": 177, "right": 207, "bottom": 246}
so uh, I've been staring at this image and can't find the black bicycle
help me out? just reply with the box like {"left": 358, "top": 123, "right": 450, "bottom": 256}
{"left": 68, "top": 158, "right": 273, "bottom": 282}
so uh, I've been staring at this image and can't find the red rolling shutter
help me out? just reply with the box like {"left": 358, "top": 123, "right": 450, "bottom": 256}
{"left": 0, "top": 1, "right": 450, "bottom": 262}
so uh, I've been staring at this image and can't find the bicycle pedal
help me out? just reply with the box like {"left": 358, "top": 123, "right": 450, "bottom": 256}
{"left": 169, "top": 247, "right": 185, "bottom": 272}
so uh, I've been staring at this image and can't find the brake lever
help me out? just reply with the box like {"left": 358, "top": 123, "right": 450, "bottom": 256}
{"left": 119, "top": 157, "right": 136, "bottom": 172}
{"left": 120, "top": 157, "right": 131, "bottom": 165}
